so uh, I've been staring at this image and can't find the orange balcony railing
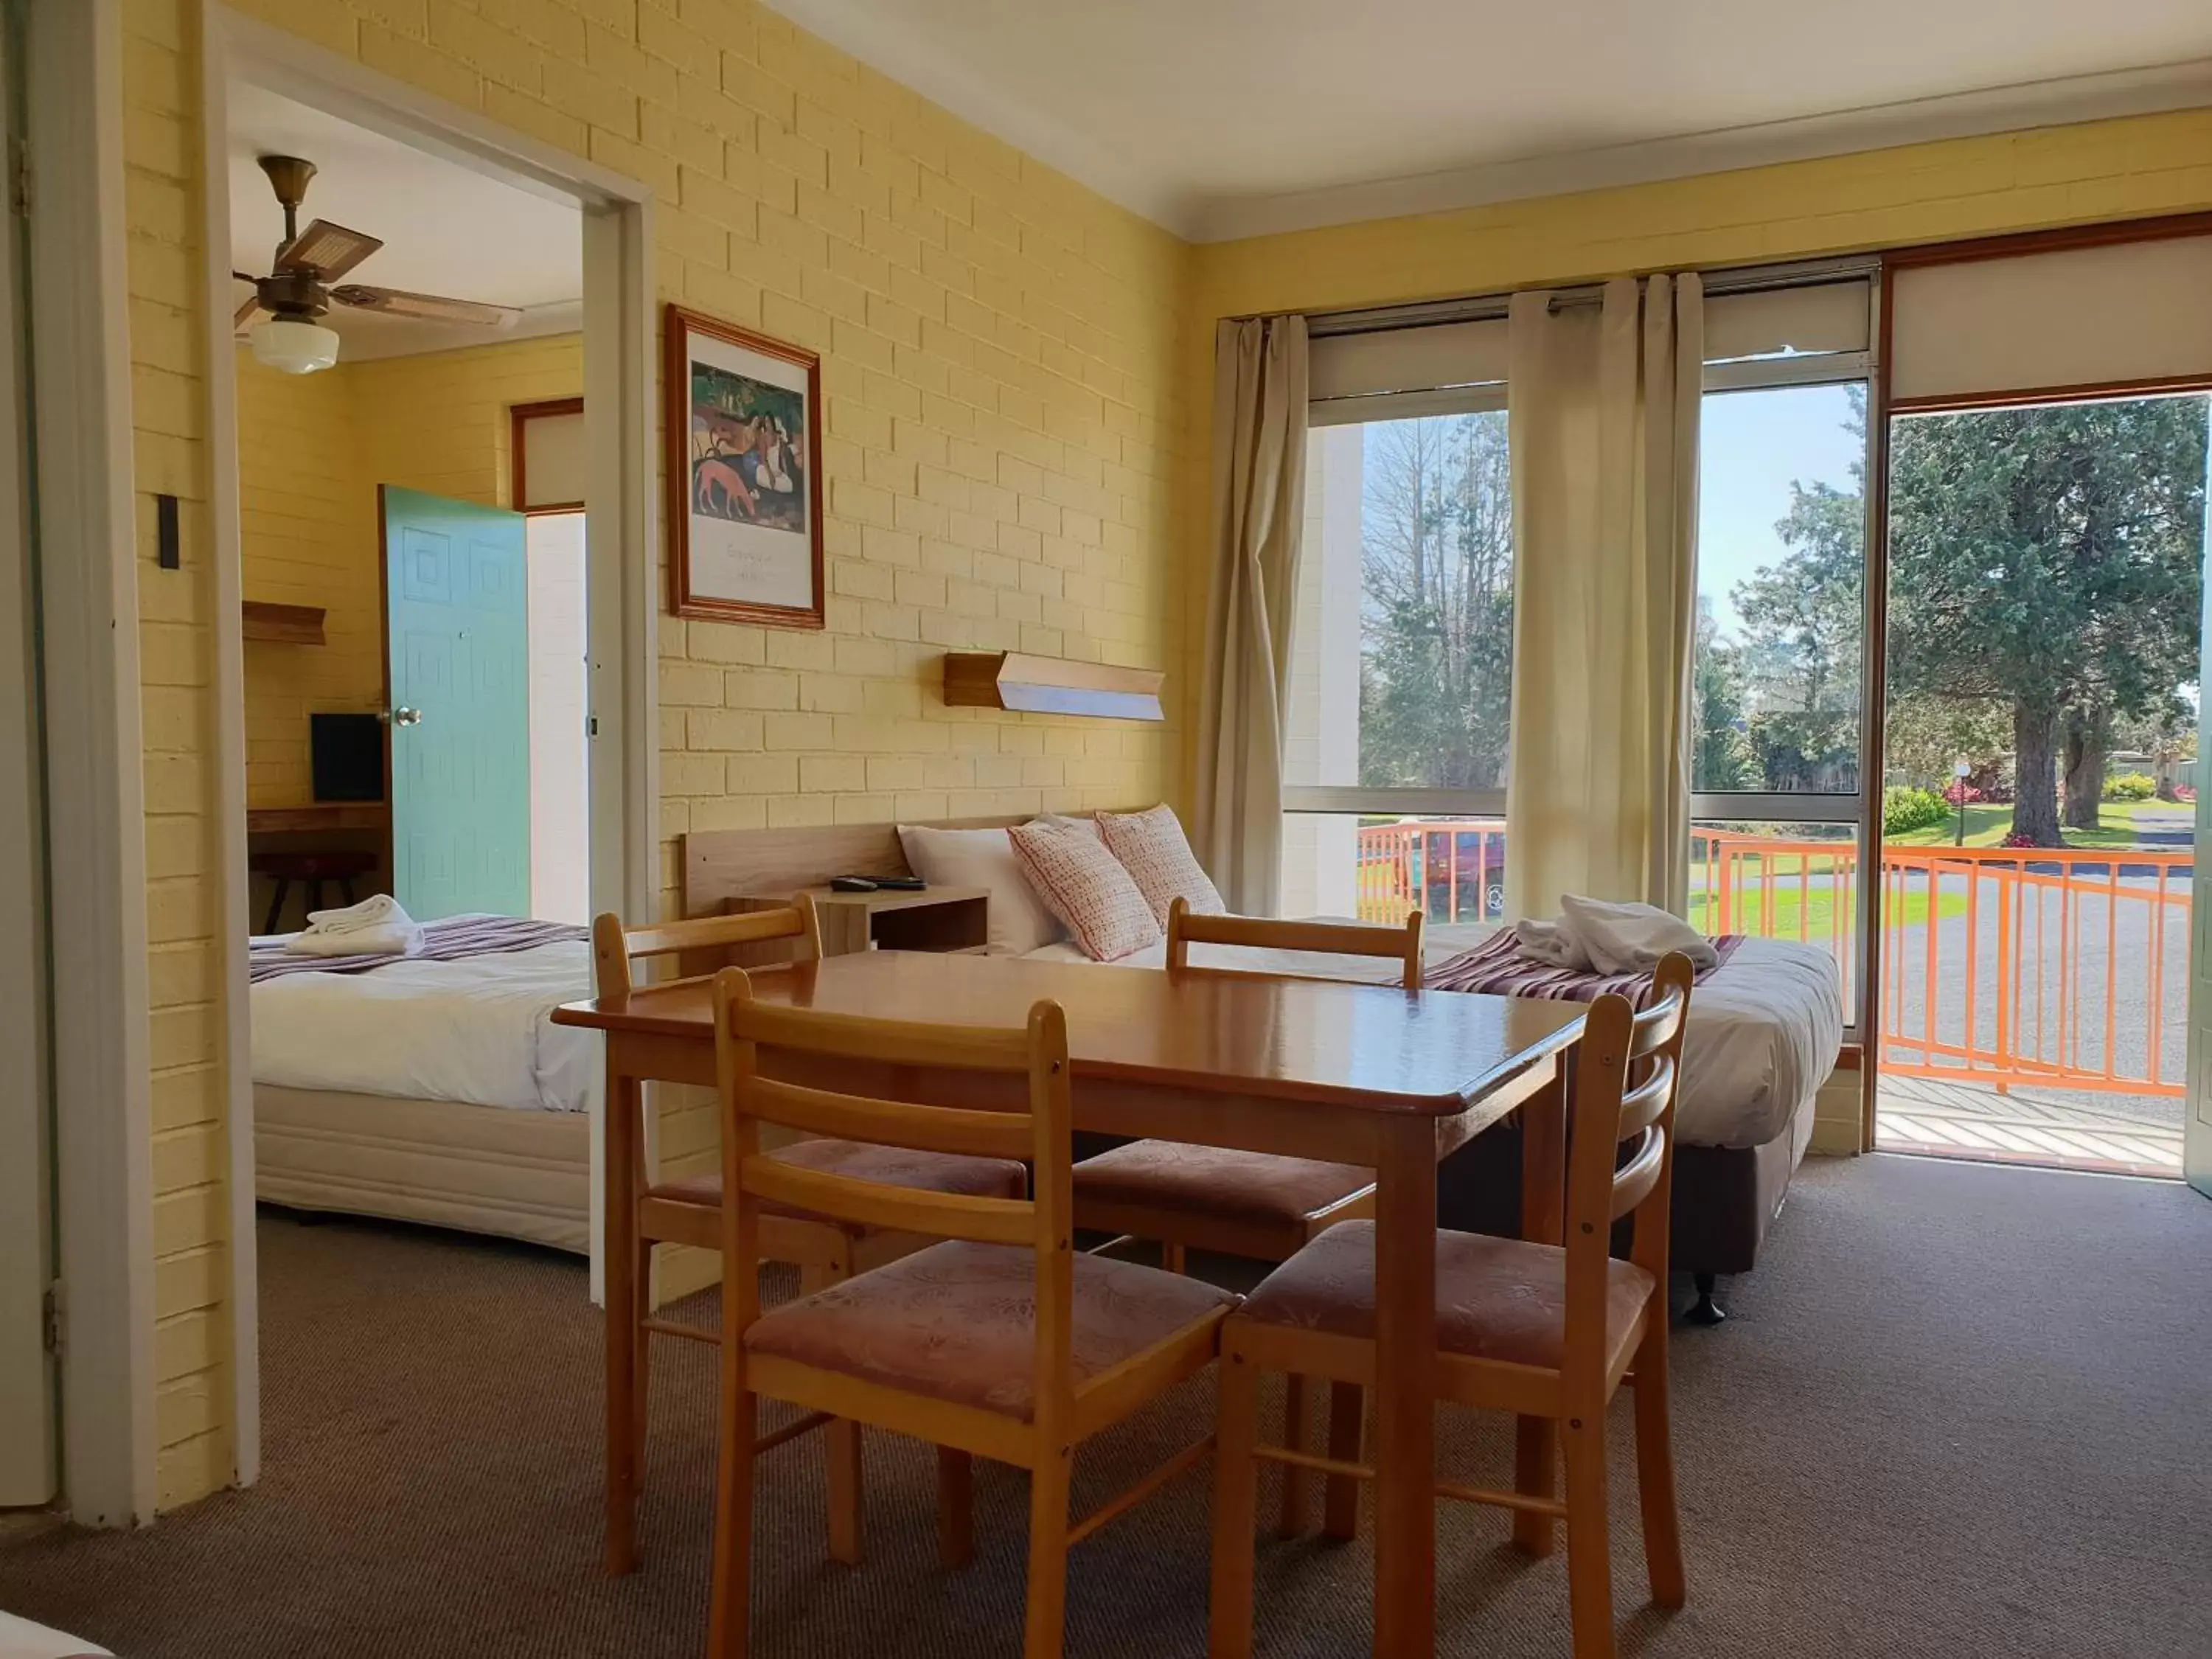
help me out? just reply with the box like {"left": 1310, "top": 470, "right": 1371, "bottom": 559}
{"left": 1353, "top": 820, "right": 2191, "bottom": 1099}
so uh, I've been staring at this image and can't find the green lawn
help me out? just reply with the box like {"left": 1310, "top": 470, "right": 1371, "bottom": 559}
{"left": 1688, "top": 883, "right": 1965, "bottom": 937}
{"left": 1887, "top": 799, "right": 2188, "bottom": 850}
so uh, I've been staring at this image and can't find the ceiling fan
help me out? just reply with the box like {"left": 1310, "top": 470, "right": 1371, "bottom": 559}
{"left": 232, "top": 154, "right": 521, "bottom": 374}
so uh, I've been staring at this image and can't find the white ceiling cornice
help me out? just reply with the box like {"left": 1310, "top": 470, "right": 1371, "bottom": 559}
{"left": 761, "top": 0, "right": 1195, "bottom": 232}
{"left": 1194, "top": 57, "right": 2212, "bottom": 243}
{"left": 761, "top": 0, "right": 2212, "bottom": 246}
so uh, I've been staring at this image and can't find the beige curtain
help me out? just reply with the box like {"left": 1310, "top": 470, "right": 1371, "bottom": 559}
{"left": 1503, "top": 274, "right": 1702, "bottom": 919}
{"left": 1195, "top": 316, "right": 1309, "bottom": 914}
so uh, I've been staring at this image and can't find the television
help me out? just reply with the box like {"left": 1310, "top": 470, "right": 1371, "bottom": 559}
{"left": 310, "top": 713, "right": 384, "bottom": 803}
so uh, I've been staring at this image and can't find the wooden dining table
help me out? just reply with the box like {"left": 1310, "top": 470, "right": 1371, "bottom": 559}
{"left": 552, "top": 949, "right": 1585, "bottom": 1658}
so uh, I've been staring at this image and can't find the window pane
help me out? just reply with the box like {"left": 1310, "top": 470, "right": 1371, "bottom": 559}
{"left": 1287, "top": 414, "right": 1514, "bottom": 793}
{"left": 1694, "top": 382, "right": 1866, "bottom": 793}
{"left": 1279, "top": 813, "right": 1506, "bottom": 944}
{"left": 1691, "top": 818, "right": 1861, "bottom": 1026}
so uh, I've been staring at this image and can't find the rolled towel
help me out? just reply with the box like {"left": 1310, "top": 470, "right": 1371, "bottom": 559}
{"left": 284, "top": 893, "right": 422, "bottom": 958}
{"left": 1512, "top": 917, "right": 1595, "bottom": 970}
{"left": 1557, "top": 894, "right": 1719, "bottom": 976}
{"left": 284, "top": 921, "right": 422, "bottom": 959}
{"left": 301, "top": 892, "right": 412, "bottom": 934}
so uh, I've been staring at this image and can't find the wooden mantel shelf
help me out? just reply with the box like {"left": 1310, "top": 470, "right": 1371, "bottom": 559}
{"left": 242, "top": 599, "right": 327, "bottom": 645}
{"left": 941, "top": 651, "right": 1164, "bottom": 722}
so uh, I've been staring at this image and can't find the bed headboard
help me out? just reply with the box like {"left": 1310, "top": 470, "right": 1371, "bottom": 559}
{"left": 681, "top": 811, "right": 1124, "bottom": 919}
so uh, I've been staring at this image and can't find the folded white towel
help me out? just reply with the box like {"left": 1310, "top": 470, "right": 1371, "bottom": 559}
{"left": 1512, "top": 917, "right": 1595, "bottom": 970}
{"left": 302, "top": 892, "right": 412, "bottom": 933}
{"left": 1557, "top": 894, "right": 1718, "bottom": 975}
{"left": 284, "top": 921, "right": 422, "bottom": 959}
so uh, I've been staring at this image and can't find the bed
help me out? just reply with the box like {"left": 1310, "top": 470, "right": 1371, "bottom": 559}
{"left": 682, "top": 816, "right": 1846, "bottom": 1316}
{"left": 249, "top": 926, "right": 599, "bottom": 1253}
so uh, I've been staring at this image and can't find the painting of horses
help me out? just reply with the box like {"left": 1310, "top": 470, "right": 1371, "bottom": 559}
{"left": 665, "top": 305, "right": 824, "bottom": 626}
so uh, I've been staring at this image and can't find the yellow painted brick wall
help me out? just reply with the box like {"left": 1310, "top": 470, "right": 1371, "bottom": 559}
{"left": 237, "top": 334, "right": 583, "bottom": 807}
{"left": 123, "top": 0, "right": 1189, "bottom": 1510}
{"left": 1178, "top": 110, "right": 2212, "bottom": 787}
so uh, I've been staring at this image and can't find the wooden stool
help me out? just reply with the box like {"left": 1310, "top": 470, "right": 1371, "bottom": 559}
{"left": 251, "top": 849, "right": 378, "bottom": 934}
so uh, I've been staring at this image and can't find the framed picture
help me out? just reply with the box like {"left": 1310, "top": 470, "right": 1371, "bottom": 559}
{"left": 664, "top": 304, "right": 825, "bottom": 627}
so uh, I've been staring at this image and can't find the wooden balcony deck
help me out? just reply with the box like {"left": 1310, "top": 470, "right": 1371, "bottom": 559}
{"left": 1877, "top": 1073, "right": 2183, "bottom": 1179}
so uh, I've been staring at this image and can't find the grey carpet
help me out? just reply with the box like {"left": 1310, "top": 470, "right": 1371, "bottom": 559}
{"left": 4, "top": 1155, "right": 2210, "bottom": 1658}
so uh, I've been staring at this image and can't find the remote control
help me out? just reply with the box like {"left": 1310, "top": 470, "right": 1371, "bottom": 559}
{"left": 828, "top": 875, "right": 878, "bottom": 892}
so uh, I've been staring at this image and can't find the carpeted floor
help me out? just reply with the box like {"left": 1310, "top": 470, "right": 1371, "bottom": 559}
{"left": 4, "top": 1153, "right": 2210, "bottom": 1658}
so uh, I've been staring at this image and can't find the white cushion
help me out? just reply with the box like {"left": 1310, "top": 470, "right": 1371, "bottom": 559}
{"left": 0, "top": 1613, "right": 111, "bottom": 1658}
{"left": 897, "top": 824, "right": 1063, "bottom": 956}
{"left": 1096, "top": 804, "right": 1225, "bottom": 927}
{"left": 1007, "top": 816, "right": 1162, "bottom": 962}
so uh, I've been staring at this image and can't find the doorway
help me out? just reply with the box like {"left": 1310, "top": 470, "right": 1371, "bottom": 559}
{"left": 1873, "top": 390, "right": 2206, "bottom": 1176}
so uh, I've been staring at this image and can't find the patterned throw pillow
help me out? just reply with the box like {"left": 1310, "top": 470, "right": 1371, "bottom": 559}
{"left": 1008, "top": 815, "right": 1162, "bottom": 961}
{"left": 1096, "top": 804, "right": 1226, "bottom": 928}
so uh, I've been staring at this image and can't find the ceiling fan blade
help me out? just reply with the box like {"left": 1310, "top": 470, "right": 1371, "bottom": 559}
{"left": 275, "top": 219, "right": 383, "bottom": 282}
{"left": 330, "top": 285, "right": 520, "bottom": 327}
{"left": 234, "top": 292, "right": 264, "bottom": 330}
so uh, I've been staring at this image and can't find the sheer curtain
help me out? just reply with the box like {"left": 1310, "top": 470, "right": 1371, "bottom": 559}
{"left": 1503, "top": 275, "right": 1702, "bottom": 919}
{"left": 1195, "top": 316, "right": 1308, "bottom": 914}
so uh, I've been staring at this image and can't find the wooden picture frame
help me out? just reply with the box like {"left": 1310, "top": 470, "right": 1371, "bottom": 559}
{"left": 664, "top": 304, "right": 826, "bottom": 628}
{"left": 510, "top": 395, "right": 585, "bottom": 515}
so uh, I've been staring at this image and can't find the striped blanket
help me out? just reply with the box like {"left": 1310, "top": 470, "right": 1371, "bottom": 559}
{"left": 248, "top": 914, "right": 589, "bottom": 984}
{"left": 1423, "top": 929, "right": 1744, "bottom": 1006}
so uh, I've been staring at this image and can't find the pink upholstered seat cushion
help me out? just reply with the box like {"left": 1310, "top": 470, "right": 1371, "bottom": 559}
{"left": 1008, "top": 815, "right": 1162, "bottom": 961}
{"left": 1236, "top": 1220, "right": 1656, "bottom": 1373}
{"left": 1074, "top": 1142, "right": 1373, "bottom": 1234}
{"left": 1096, "top": 804, "right": 1225, "bottom": 927}
{"left": 648, "top": 1139, "right": 1026, "bottom": 1235}
{"left": 745, "top": 1239, "right": 1237, "bottom": 1421}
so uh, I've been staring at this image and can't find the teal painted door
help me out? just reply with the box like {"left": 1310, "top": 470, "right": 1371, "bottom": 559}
{"left": 382, "top": 485, "right": 532, "bottom": 919}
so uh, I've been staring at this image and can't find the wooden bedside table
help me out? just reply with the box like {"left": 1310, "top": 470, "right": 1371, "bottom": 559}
{"left": 733, "top": 884, "right": 992, "bottom": 957}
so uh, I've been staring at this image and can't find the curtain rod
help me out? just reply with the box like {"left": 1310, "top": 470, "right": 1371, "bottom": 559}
{"left": 1299, "top": 253, "right": 1880, "bottom": 339}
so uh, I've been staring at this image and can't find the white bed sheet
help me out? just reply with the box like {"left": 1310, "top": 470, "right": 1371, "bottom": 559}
{"left": 1023, "top": 930, "right": 1843, "bottom": 1150}
{"left": 249, "top": 939, "right": 599, "bottom": 1113}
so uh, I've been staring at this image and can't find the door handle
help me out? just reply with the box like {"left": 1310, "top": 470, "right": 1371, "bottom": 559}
{"left": 390, "top": 706, "right": 423, "bottom": 727}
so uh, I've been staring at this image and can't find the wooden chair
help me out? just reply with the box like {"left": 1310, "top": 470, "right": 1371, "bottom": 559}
{"left": 706, "top": 972, "right": 1237, "bottom": 1659}
{"left": 594, "top": 902, "right": 1028, "bottom": 1566}
{"left": 1208, "top": 953, "right": 1697, "bottom": 1659}
{"left": 1072, "top": 896, "right": 1424, "bottom": 1537}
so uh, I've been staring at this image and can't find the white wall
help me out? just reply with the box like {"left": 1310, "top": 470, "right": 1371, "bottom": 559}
{"left": 526, "top": 513, "right": 589, "bottom": 923}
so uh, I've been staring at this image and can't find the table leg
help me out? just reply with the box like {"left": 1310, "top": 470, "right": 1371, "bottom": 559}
{"left": 1371, "top": 1121, "right": 1438, "bottom": 1658}
{"left": 605, "top": 1065, "right": 639, "bottom": 1576}
{"left": 1514, "top": 1065, "right": 1565, "bottom": 1557}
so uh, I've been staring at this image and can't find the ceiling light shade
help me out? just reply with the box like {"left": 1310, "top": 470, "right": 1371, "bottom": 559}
{"left": 251, "top": 317, "right": 339, "bottom": 375}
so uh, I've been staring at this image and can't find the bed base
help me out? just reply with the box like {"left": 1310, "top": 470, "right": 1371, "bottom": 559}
{"left": 254, "top": 1084, "right": 591, "bottom": 1254}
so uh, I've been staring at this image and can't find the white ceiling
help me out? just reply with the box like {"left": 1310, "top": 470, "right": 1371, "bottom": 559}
{"left": 227, "top": 83, "right": 582, "bottom": 361}
{"left": 765, "top": 0, "right": 2212, "bottom": 240}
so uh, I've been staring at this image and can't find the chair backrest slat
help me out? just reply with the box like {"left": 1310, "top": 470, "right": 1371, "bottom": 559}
{"left": 745, "top": 1074, "right": 1036, "bottom": 1162}
{"left": 593, "top": 899, "right": 822, "bottom": 996}
{"left": 1164, "top": 897, "right": 1424, "bottom": 989}
{"left": 714, "top": 970, "right": 1078, "bottom": 1435}
{"left": 1560, "top": 952, "right": 1696, "bottom": 1363}
{"left": 740, "top": 1157, "right": 1034, "bottom": 1247}
{"left": 1608, "top": 1126, "right": 1667, "bottom": 1222}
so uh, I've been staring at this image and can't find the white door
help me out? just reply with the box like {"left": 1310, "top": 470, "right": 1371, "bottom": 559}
{"left": 2189, "top": 435, "right": 2212, "bottom": 1200}
{"left": 0, "top": 9, "right": 59, "bottom": 1506}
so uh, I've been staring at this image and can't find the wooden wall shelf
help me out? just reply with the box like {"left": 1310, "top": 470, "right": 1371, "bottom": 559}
{"left": 242, "top": 600, "right": 327, "bottom": 645}
{"left": 941, "top": 651, "right": 1164, "bottom": 722}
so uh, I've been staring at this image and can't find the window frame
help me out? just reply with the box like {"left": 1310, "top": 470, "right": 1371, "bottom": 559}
{"left": 1689, "top": 274, "right": 1882, "bottom": 1046}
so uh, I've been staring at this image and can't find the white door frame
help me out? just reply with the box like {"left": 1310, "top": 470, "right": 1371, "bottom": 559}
{"left": 24, "top": 0, "right": 157, "bottom": 1529}
{"left": 0, "top": 0, "right": 59, "bottom": 1512}
{"left": 196, "top": 11, "right": 655, "bottom": 1498}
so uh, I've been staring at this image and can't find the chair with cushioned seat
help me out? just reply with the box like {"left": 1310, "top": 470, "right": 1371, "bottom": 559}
{"left": 1207, "top": 953, "right": 1697, "bottom": 1659}
{"left": 593, "top": 902, "right": 1026, "bottom": 1568}
{"left": 706, "top": 973, "right": 1236, "bottom": 1659}
{"left": 1072, "top": 897, "right": 1422, "bottom": 1536}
